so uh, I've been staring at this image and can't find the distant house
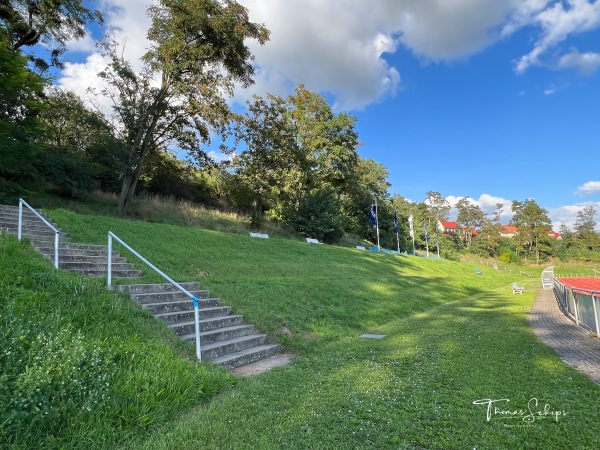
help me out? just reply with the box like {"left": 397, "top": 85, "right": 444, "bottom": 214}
{"left": 438, "top": 221, "right": 478, "bottom": 236}
{"left": 500, "top": 224, "right": 561, "bottom": 240}
{"left": 500, "top": 225, "right": 518, "bottom": 238}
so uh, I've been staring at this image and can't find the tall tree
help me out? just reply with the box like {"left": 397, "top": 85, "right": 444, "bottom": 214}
{"left": 0, "top": 30, "right": 45, "bottom": 184}
{"left": 425, "top": 191, "right": 450, "bottom": 257}
{"left": 573, "top": 206, "right": 599, "bottom": 250}
{"left": 97, "top": 0, "right": 269, "bottom": 216}
{"left": 510, "top": 199, "right": 552, "bottom": 264}
{"left": 286, "top": 85, "right": 359, "bottom": 197}
{"left": 228, "top": 94, "right": 298, "bottom": 227}
{"left": 455, "top": 197, "right": 484, "bottom": 248}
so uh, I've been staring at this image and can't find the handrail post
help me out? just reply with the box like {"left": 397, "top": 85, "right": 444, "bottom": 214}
{"left": 18, "top": 201, "right": 22, "bottom": 240}
{"left": 54, "top": 232, "right": 59, "bottom": 269}
{"left": 193, "top": 297, "right": 201, "bottom": 360}
{"left": 592, "top": 293, "right": 600, "bottom": 338}
{"left": 107, "top": 233, "right": 112, "bottom": 288}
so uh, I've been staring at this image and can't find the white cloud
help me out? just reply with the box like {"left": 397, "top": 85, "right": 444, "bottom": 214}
{"left": 514, "top": 0, "right": 600, "bottom": 73}
{"left": 556, "top": 48, "right": 600, "bottom": 74}
{"left": 576, "top": 181, "right": 600, "bottom": 195}
{"left": 58, "top": 1, "right": 600, "bottom": 112}
{"left": 548, "top": 202, "right": 600, "bottom": 231}
{"left": 60, "top": 0, "right": 154, "bottom": 104}
{"left": 445, "top": 194, "right": 514, "bottom": 222}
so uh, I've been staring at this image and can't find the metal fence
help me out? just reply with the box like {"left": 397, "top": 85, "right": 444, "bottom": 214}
{"left": 553, "top": 278, "right": 600, "bottom": 336}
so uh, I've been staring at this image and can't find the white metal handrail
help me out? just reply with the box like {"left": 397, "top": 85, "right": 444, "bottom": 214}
{"left": 18, "top": 198, "right": 59, "bottom": 268}
{"left": 107, "top": 231, "right": 202, "bottom": 361}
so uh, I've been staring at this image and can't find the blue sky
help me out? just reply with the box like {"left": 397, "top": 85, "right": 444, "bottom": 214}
{"left": 58, "top": 0, "right": 600, "bottom": 230}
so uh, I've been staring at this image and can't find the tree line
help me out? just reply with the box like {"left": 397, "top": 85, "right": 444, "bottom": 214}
{"left": 1, "top": 1, "right": 598, "bottom": 262}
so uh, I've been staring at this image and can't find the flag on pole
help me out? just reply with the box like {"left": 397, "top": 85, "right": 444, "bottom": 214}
{"left": 393, "top": 210, "right": 399, "bottom": 234}
{"left": 408, "top": 214, "right": 414, "bottom": 238}
{"left": 369, "top": 202, "right": 378, "bottom": 229}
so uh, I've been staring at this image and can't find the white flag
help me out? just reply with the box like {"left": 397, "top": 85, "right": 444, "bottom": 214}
{"left": 408, "top": 214, "right": 414, "bottom": 238}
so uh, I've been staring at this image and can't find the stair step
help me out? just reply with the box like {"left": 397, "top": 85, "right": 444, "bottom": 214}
{"left": 6, "top": 230, "right": 61, "bottom": 240}
{"left": 141, "top": 297, "right": 221, "bottom": 313}
{"left": 170, "top": 315, "right": 244, "bottom": 336}
{"left": 201, "top": 334, "right": 267, "bottom": 360}
{"left": 130, "top": 290, "right": 212, "bottom": 304}
{"left": 0, "top": 222, "right": 63, "bottom": 233}
{"left": 209, "top": 344, "right": 280, "bottom": 369}
{"left": 155, "top": 306, "right": 232, "bottom": 324}
{"left": 53, "top": 255, "right": 127, "bottom": 263}
{"left": 35, "top": 248, "right": 121, "bottom": 257}
{"left": 59, "top": 261, "right": 136, "bottom": 271}
{"left": 117, "top": 282, "right": 201, "bottom": 295}
{"left": 31, "top": 243, "right": 116, "bottom": 253}
{"left": 181, "top": 324, "right": 256, "bottom": 345}
{"left": 69, "top": 269, "right": 143, "bottom": 278}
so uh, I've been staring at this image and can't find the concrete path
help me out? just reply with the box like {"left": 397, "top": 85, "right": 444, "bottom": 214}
{"left": 529, "top": 288, "right": 600, "bottom": 384}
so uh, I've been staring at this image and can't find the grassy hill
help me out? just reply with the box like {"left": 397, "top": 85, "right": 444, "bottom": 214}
{"left": 2, "top": 207, "right": 600, "bottom": 449}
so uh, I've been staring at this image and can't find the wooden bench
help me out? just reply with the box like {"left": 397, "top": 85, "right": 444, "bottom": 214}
{"left": 512, "top": 282, "right": 524, "bottom": 294}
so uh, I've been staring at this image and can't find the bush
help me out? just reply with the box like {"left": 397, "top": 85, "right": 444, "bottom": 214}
{"left": 290, "top": 188, "right": 344, "bottom": 244}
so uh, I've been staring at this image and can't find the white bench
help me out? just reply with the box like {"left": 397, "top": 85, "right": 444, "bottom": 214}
{"left": 306, "top": 238, "right": 323, "bottom": 244}
{"left": 249, "top": 232, "right": 269, "bottom": 239}
{"left": 512, "top": 282, "right": 524, "bottom": 294}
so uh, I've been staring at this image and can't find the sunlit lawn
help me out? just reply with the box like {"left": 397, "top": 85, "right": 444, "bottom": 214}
{"left": 30, "top": 210, "right": 600, "bottom": 448}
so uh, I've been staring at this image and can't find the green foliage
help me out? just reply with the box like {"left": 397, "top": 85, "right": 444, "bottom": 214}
{"left": 0, "top": 0, "right": 103, "bottom": 65}
{"left": 291, "top": 188, "right": 344, "bottom": 244}
{"left": 1, "top": 316, "right": 115, "bottom": 432}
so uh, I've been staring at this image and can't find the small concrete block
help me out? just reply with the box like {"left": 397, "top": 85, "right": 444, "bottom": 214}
{"left": 360, "top": 334, "right": 386, "bottom": 339}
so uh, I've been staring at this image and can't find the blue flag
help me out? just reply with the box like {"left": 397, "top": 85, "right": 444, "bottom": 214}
{"left": 369, "top": 202, "right": 378, "bottom": 229}
{"left": 393, "top": 210, "right": 399, "bottom": 234}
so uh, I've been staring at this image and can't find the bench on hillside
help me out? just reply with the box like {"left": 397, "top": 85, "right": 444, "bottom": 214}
{"left": 249, "top": 232, "right": 269, "bottom": 239}
{"left": 476, "top": 268, "right": 482, "bottom": 275}
{"left": 355, "top": 246, "right": 366, "bottom": 250}
{"left": 306, "top": 238, "right": 323, "bottom": 244}
{"left": 512, "top": 282, "right": 525, "bottom": 294}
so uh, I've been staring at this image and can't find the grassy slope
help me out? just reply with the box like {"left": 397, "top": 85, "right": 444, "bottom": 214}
{"left": 4, "top": 208, "right": 600, "bottom": 448}
{"left": 0, "top": 234, "right": 235, "bottom": 449}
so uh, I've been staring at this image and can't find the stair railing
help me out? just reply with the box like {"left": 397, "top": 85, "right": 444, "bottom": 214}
{"left": 19, "top": 198, "right": 59, "bottom": 268}
{"left": 107, "top": 231, "right": 202, "bottom": 361}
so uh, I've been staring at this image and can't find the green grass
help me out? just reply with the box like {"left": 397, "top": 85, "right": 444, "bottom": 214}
{"left": 3, "top": 207, "right": 600, "bottom": 449}
{"left": 0, "top": 234, "right": 235, "bottom": 449}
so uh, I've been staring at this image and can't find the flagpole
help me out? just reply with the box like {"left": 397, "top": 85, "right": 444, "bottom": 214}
{"left": 375, "top": 201, "right": 380, "bottom": 251}
{"left": 424, "top": 221, "right": 429, "bottom": 258}
{"left": 408, "top": 214, "right": 415, "bottom": 255}
{"left": 394, "top": 210, "right": 400, "bottom": 252}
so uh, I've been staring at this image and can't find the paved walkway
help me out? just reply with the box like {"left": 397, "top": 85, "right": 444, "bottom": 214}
{"left": 529, "top": 288, "right": 600, "bottom": 384}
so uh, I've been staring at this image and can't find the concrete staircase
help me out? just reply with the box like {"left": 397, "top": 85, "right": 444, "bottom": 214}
{"left": 0, "top": 204, "right": 142, "bottom": 278}
{"left": 117, "top": 283, "right": 279, "bottom": 369}
{"left": 0, "top": 203, "right": 280, "bottom": 370}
